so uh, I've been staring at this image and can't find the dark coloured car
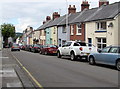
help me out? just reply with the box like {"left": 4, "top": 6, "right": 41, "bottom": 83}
{"left": 88, "top": 46, "right": 120, "bottom": 71}
{"left": 40, "top": 45, "right": 58, "bottom": 55}
{"left": 25, "top": 45, "right": 32, "bottom": 51}
{"left": 31, "top": 44, "right": 43, "bottom": 53}
{"left": 11, "top": 44, "right": 20, "bottom": 51}
{"left": 20, "top": 45, "right": 25, "bottom": 50}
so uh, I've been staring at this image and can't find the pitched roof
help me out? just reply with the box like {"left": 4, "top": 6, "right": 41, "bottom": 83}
{"left": 70, "top": 2, "right": 120, "bottom": 24}
{"left": 46, "top": 15, "right": 66, "bottom": 27}
{"left": 36, "top": 2, "right": 120, "bottom": 30}
{"left": 36, "top": 20, "right": 53, "bottom": 30}
{"left": 58, "top": 13, "right": 80, "bottom": 26}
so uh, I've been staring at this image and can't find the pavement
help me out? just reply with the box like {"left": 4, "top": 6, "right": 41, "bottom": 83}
{"left": 1, "top": 48, "right": 36, "bottom": 89}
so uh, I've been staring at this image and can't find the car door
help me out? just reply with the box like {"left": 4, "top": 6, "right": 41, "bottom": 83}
{"left": 65, "top": 42, "right": 72, "bottom": 55}
{"left": 106, "top": 47, "right": 119, "bottom": 65}
{"left": 95, "top": 47, "right": 111, "bottom": 63}
{"left": 61, "top": 42, "right": 72, "bottom": 55}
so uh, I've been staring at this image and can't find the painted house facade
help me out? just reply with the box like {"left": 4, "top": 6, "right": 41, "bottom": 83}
{"left": 85, "top": 1, "right": 120, "bottom": 49}
{"left": 22, "top": 26, "right": 33, "bottom": 45}
{"left": 35, "top": 0, "right": 120, "bottom": 49}
{"left": 45, "top": 12, "right": 60, "bottom": 45}
{"left": 69, "top": 1, "right": 90, "bottom": 42}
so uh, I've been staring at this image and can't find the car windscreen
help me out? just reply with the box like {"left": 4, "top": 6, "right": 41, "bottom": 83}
{"left": 35, "top": 44, "right": 41, "bottom": 47}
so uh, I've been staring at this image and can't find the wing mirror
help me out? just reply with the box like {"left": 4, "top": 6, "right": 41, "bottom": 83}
{"left": 98, "top": 49, "right": 102, "bottom": 53}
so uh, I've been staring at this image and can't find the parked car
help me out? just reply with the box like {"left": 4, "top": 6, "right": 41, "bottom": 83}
{"left": 57, "top": 41, "right": 98, "bottom": 61}
{"left": 11, "top": 43, "right": 20, "bottom": 51}
{"left": 88, "top": 46, "right": 120, "bottom": 71}
{"left": 31, "top": 44, "right": 43, "bottom": 53}
{"left": 40, "top": 45, "right": 58, "bottom": 55}
{"left": 20, "top": 45, "right": 25, "bottom": 50}
{"left": 25, "top": 45, "right": 32, "bottom": 51}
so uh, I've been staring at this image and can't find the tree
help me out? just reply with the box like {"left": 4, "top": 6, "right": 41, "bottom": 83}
{"left": 1, "top": 23, "right": 16, "bottom": 47}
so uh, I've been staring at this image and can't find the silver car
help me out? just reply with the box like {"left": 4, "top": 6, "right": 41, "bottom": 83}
{"left": 11, "top": 43, "right": 20, "bottom": 51}
{"left": 88, "top": 46, "right": 120, "bottom": 71}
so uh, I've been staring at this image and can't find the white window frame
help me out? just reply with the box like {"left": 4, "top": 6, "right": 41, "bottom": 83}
{"left": 96, "top": 21, "right": 107, "bottom": 31}
{"left": 76, "top": 24, "right": 82, "bottom": 35}
{"left": 70, "top": 25, "right": 74, "bottom": 35}
{"left": 97, "top": 38, "right": 107, "bottom": 49}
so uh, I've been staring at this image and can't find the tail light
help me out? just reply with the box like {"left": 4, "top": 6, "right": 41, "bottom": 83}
{"left": 12, "top": 46, "right": 14, "bottom": 48}
{"left": 79, "top": 47, "right": 83, "bottom": 51}
{"left": 34, "top": 47, "right": 38, "bottom": 49}
{"left": 48, "top": 48, "right": 53, "bottom": 51}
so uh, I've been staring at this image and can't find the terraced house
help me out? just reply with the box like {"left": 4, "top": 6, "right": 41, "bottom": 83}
{"left": 85, "top": 0, "right": 120, "bottom": 49}
{"left": 36, "top": 0, "right": 120, "bottom": 48}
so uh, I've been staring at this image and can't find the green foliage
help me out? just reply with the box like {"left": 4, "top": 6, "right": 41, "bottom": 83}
{"left": 1, "top": 23, "right": 16, "bottom": 38}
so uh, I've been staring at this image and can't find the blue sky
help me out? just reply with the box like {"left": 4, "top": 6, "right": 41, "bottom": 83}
{"left": 0, "top": 0, "right": 119, "bottom": 33}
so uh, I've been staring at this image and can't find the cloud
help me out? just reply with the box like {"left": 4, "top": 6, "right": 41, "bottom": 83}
{"left": 0, "top": 0, "right": 119, "bottom": 33}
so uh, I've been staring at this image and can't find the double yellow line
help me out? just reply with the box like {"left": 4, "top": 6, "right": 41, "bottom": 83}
{"left": 11, "top": 53, "right": 44, "bottom": 89}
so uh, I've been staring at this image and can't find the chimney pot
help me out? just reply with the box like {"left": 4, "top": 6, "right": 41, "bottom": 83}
{"left": 81, "top": 0, "right": 89, "bottom": 11}
{"left": 68, "top": 5, "right": 76, "bottom": 14}
{"left": 99, "top": 0, "right": 109, "bottom": 7}
{"left": 53, "top": 12, "right": 60, "bottom": 20}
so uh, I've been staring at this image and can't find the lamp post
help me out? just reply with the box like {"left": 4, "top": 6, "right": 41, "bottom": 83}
{"left": 65, "top": 0, "right": 69, "bottom": 41}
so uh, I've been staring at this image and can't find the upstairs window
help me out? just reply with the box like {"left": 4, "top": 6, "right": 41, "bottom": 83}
{"left": 62, "top": 26, "right": 66, "bottom": 33}
{"left": 76, "top": 24, "right": 82, "bottom": 35}
{"left": 96, "top": 22, "right": 107, "bottom": 30}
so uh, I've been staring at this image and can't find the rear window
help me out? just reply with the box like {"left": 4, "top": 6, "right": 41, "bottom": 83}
{"left": 13, "top": 44, "right": 19, "bottom": 47}
{"left": 75, "top": 42, "right": 86, "bottom": 46}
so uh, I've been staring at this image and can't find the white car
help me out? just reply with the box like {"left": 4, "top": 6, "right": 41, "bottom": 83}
{"left": 57, "top": 41, "right": 98, "bottom": 61}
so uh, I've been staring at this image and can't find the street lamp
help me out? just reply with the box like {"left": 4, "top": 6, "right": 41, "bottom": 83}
{"left": 65, "top": 0, "right": 69, "bottom": 41}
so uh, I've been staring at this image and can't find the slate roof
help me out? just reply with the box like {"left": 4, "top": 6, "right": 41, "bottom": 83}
{"left": 46, "top": 15, "right": 66, "bottom": 28}
{"left": 36, "top": 20, "right": 53, "bottom": 30}
{"left": 70, "top": 2, "right": 120, "bottom": 24}
{"left": 36, "top": 2, "right": 120, "bottom": 30}
{"left": 58, "top": 12, "right": 80, "bottom": 26}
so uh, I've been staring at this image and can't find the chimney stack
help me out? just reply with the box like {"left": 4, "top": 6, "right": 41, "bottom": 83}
{"left": 46, "top": 16, "right": 51, "bottom": 22}
{"left": 53, "top": 12, "right": 60, "bottom": 20}
{"left": 68, "top": 5, "right": 76, "bottom": 14}
{"left": 81, "top": 0, "right": 90, "bottom": 11}
{"left": 99, "top": 0, "right": 109, "bottom": 7}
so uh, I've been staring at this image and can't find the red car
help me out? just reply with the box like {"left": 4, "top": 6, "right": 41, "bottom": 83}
{"left": 40, "top": 45, "right": 58, "bottom": 55}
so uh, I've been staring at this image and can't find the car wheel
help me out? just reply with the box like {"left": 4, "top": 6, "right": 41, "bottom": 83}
{"left": 57, "top": 51, "right": 61, "bottom": 58}
{"left": 33, "top": 50, "right": 36, "bottom": 53}
{"left": 89, "top": 56, "right": 95, "bottom": 65}
{"left": 39, "top": 50, "right": 42, "bottom": 54}
{"left": 116, "top": 60, "right": 120, "bottom": 71}
{"left": 44, "top": 51, "right": 48, "bottom": 55}
{"left": 70, "top": 52, "right": 76, "bottom": 61}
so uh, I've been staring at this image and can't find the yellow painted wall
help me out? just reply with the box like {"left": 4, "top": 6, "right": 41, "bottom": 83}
{"left": 51, "top": 26, "right": 58, "bottom": 45}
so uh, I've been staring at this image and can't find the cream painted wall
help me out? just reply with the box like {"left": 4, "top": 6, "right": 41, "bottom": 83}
{"left": 33, "top": 30, "right": 40, "bottom": 44}
{"left": 86, "top": 17, "right": 119, "bottom": 47}
{"left": 40, "top": 30, "right": 45, "bottom": 40}
{"left": 51, "top": 26, "right": 58, "bottom": 45}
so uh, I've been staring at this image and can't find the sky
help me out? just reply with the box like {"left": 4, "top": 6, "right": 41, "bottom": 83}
{"left": 0, "top": 0, "right": 119, "bottom": 33}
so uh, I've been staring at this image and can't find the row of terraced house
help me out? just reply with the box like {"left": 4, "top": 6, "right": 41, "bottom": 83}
{"left": 21, "top": 0, "right": 120, "bottom": 49}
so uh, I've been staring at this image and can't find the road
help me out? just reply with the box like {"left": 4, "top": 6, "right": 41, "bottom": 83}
{"left": 11, "top": 50, "right": 118, "bottom": 87}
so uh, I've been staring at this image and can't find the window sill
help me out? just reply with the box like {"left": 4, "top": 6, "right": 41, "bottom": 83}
{"left": 95, "top": 31, "right": 107, "bottom": 33}
{"left": 76, "top": 33, "right": 82, "bottom": 35}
